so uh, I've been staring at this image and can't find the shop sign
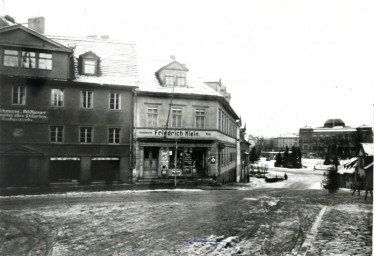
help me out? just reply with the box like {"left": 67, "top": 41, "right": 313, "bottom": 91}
{"left": 0, "top": 108, "right": 49, "bottom": 123}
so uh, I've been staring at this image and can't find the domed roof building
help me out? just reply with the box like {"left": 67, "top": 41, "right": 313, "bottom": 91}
{"left": 323, "top": 119, "right": 345, "bottom": 128}
{"left": 299, "top": 119, "right": 373, "bottom": 158}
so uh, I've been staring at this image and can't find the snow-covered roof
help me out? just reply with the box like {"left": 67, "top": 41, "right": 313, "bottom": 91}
{"left": 49, "top": 35, "right": 138, "bottom": 87}
{"left": 338, "top": 167, "right": 355, "bottom": 174}
{"left": 361, "top": 143, "right": 374, "bottom": 156}
{"left": 313, "top": 126, "right": 356, "bottom": 133}
{"left": 137, "top": 56, "right": 222, "bottom": 97}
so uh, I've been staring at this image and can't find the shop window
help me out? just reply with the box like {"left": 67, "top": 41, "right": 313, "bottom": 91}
{"left": 51, "top": 88, "right": 64, "bottom": 107}
{"left": 81, "top": 91, "right": 93, "bottom": 109}
{"left": 109, "top": 92, "right": 121, "bottom": 110}
{"left": 172, "top": 108, "right": 182, "bottom": 127}
{"left": 21, "top": 51, "right": 36, "bottom": 68}
{"left": 147, "top": 107, "right": 158, "bottom": 127}
{"left": 50, "top": 126, "right": 63, "bottom": 143}
{"left": 12, "top": 86, "right": 26, "bottom": 105}
{"left": 4, "top": 49, "right": 19, "bottom": 67}
{"left": 80, "top": 127, "right": 93, "bottom": 143}
{"left": 38, "top": 53, "right": 52, "bottom": 70}
{"left": 108, "top": 128, "right": 120, "bottom": 144}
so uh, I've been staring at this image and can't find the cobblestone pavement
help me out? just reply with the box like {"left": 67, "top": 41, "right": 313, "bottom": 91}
{"left": 307, "top": 204, "right": 372, "bottom": 256}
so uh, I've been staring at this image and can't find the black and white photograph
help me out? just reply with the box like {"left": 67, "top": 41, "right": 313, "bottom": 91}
{"left": 0, "top": 0, "right": 373, "bottom": 255}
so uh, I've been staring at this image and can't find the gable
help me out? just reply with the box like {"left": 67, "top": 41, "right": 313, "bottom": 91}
{"left": 0, "top": 25, "right": 72, "bottom": 53}
{"left": 156, "top": 61, "right": 189, "bottom": 73}
{"left": 80, "top": 51, "right": 100, "bottom": 59}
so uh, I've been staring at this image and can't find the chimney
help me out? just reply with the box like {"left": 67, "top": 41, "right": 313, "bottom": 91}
{"left": 28, "top": 17, "right": 45, "bottom": 34}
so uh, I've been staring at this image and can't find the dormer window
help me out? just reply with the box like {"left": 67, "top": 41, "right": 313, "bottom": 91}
{"left": 83, "top": 59, "right": 97, "bottom": 75}
{"left": 79, "top": 51, "right": 100, "bottom": 76}
{"left": 165, "top": 74, "right": 174, "bottom": 86}
{"left": 177, "top": 73, "right": 186, "bottom": 86}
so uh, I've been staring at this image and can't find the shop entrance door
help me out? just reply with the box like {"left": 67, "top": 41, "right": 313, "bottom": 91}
{"left": 144, "top": 147, "right": 158, "bottom": 178}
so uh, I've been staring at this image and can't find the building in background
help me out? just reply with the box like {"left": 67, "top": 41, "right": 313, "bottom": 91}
{"left": 0, "top": 20, "right": 137, "bottom": 187}
{"left": 299, "top": 119, "right": 373, "bottom": 159}
{"left": 133, "top": 58, "right": 240, "bottom": 184}
{"left": 273, "top": 133, "right": 299, "bottom": 152}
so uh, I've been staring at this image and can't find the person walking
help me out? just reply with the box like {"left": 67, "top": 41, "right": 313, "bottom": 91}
{"left": 284, "top": 173, "right": 288, "bottom": 180}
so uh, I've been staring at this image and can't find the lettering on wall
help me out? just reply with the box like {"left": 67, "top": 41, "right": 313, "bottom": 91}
{"left": 0, "top": 109, "right": 49, "bottom": 123}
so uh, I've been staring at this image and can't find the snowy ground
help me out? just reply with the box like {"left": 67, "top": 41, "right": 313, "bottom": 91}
{"left": 0, "top": 168, "right": 371, "bottom": 256}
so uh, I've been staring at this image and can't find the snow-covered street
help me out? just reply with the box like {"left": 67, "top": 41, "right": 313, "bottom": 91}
{"left": 0, "top": 168, "right": 372, "bottom": 256}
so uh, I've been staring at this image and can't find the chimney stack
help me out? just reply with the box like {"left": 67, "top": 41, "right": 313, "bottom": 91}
{"left": 28, "top": 17, "right": 45, "bottom": 34}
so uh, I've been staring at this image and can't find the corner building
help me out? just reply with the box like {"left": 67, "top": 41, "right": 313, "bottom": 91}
{"left": 0, "top": 24, "right": 137, "bottom": 187}
{"left": 134, "top": 60, "right": 240, "bottom": 183}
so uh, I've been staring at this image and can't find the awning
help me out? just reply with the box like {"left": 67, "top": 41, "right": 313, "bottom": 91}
{"left": 50, "top": 157, "right": 80, "bottom": 161}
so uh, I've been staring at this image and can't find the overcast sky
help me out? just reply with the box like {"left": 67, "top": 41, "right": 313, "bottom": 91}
{"left": 2, "top": 0, "right": 373, "bottom": 137}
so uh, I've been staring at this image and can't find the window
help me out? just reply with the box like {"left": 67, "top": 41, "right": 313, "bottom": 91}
{"left": 147, "top": 107, "right": 158, "bottom": 127}
{"left": 172, "top": 108, "right": 182, "bottom": 127}
{"left": 38, "top": 53, "right": 52, "bottom": 70}
{"left": 83, "top": 59, "right": 96, "bottom": 75}
{"left": 21, "top": 51, "right": 36, "bottom": 68}
{"left": 4, "top": 49, "right": 19, "bottom": 67}
{"left": 177, "top": 73, "right": 186, "bottom": 86}
{"left": 12, "top": 86, "right": 26, "bottom": 105}
{"left": 109, "top": 92, "right": 121, "bottom": 110}
{"left": 81, "top": 91, "right": 93, "bottom": 109}
{"left": 165, "top": 74, "right": 174, "bottom": 86}
{"left": 108, "top": 128, "right": 120, "bottom": 144}
{"left": 80, "top": 127, "right": 93, "bottom": 143}
{"left": 195, "top": 109, "right": 205, "bottom": 128}
{"left": 51, "top": 89, "right": 64, "bottom": 107}
{"left": 50, "top": 126, "right": 63, "bottom": 143}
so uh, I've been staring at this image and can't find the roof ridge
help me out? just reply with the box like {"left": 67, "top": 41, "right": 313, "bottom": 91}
{"left": 47, "top": 35, "right": 136, "bottom": 45}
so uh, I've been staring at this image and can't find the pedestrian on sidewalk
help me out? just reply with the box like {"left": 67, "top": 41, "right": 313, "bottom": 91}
{"left": 284, "top": 173, "right": 288, "bottom": 180}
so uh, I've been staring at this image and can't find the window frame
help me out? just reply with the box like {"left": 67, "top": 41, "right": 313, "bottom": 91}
{"left": 3, "top": 49, "right": 19, "bottom": 67}
{"left": 195, "top": 109, "right": 205, "bottom": 129}
{"left": 108, "top": 128, "right": 121, "bottom": 144}
{"left": 82, "top": 59, "right": 97, "bottom": 75}
{"left": 51, "top": 88, "right": 64, "bottom": 107}
{"left": 50, "top": 126, "right": 64, "bottom": 143}
{"left": 109, "top": 92, "right": 121, "bottom": 110}
{"left": 21, "top": 51, "right": 36, "bottom": 69}
{"left": 81, "top": 90, "right": 93, "bottom": 109}
{"left": 12, "top": 86, "right": 26, "bottom": 105}
{"left": 176, "top": 73, "right": 186, "bottom": 86}
{"left": 79, "top": 127, "right": 93, "bottom": 143}
{"left": 38, "top": 52, "right": 53, "bottom": 70}
{"left": 147, "top": 106, "right": 159, "bottom": 127}
{"left": 165, "top": 74, "right": 174, "bottom": 86}
{"left": 171, "top": 107, "right": 182, "bottom": 128}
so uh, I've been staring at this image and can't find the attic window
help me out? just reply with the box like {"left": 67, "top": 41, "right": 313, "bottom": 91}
{"left": 83, "top": 59, "right": 97, "bottom": 75}
{"left": 177, "top": 73, "right": 186, "bottom": 86}
{"left": 79, "top": 51, "right": 100, "bottom": 76}
{"left": 165, "top": 74, "right": 174, "bottom": 86}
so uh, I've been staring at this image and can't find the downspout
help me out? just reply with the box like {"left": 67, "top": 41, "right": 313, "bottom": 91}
{"left": 130, "top": 87, "right": 138, "bottom": 183}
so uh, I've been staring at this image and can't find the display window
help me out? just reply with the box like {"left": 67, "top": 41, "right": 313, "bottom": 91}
{"left": 169, "top": 147, "right": 206, "bottom": 176}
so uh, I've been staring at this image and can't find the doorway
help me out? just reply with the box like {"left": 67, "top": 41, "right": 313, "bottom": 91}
{"left": 144, "top": 147, "right": 159, "bottom": 178}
